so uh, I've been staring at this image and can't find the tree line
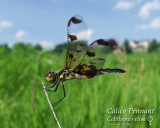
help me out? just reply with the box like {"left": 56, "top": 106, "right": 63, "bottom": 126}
{"left": 0, "top": 39, "right": 160, "bottom": 54}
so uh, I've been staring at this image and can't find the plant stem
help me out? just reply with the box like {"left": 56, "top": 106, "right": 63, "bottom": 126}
{"left": 42, "top": 82, "right": 62, "bottom": 128}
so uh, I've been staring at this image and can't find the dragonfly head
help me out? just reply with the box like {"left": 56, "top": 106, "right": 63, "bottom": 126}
{"left": 45, "top": 71, "right": 57, "bottom": 83}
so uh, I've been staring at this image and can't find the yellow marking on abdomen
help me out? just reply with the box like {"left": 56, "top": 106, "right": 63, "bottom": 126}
{"left": 83, "top": 66, "right": 90, "bottom": 70}
{"left": 60, "top": 74, "right": 64, "bottom": 79}
{"left": 66, "top": 74, "right": 74, "bottom": 80}
{"left": 81, "top": 75, "right": 87, "bottom": 79}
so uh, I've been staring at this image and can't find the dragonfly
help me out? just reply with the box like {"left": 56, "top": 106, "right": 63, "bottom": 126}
{"left": 45, "top": 15, "right": 126, "bottom": 107}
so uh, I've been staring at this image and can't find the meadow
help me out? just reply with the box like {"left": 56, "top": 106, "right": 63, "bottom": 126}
{"left": 0, "top": 45, "right": 160, "bottom": 128}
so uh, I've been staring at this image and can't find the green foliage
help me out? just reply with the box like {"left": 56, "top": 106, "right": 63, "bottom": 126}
{"left": 0, "top": 44, "right": 160, "bottom": 128}
{"left": 54, "top": 42, "right": 67, "bottom": 53}
{"left": 35, "top": 44, "right": 42, "bottom": 51}
{"left": 13, "top": 42, "right": 26, "bottom": 50}
{"left": 123, "top": 39, "right": 133, "bottom": 54}
{"left": 0, "top": 44, "right": 10, "bottom": 53}
{"left": 148, "top": 39, "right": 159, "bottom": 52}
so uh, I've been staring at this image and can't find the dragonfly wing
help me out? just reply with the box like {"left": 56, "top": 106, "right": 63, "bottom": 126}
{"left": 74, "top": 39, "right": 119, "bottom": 80}
{"left": 65, "top": 15, "right": 88, "bottom": 69}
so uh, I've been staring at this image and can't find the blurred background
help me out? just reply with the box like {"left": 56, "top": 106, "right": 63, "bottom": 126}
{"left": 0, "top": 0, "right": 160, "bottom": 128}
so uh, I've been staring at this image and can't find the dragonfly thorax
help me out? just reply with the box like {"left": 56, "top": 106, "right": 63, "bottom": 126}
{"left": 58, "top": 68, "right": 81, "bottom": 81}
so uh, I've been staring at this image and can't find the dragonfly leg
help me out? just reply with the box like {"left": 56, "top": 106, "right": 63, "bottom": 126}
{"left": 46, "top": 82, "right": 59, "bottom": 92}
{"left": 45, "top": 81, "right": 57, "bottom": 88}
{"left": 52, "top": 82, "right": 66, "bottom": 108}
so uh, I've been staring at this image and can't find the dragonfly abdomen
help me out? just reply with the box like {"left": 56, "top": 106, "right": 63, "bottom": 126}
{"left": 99, "top": 68, "right": 126, "bottom": 74}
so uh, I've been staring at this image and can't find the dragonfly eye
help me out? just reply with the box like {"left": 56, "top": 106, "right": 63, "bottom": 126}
{"left": 45, "top": 71, "right": 56, "bottom": 83}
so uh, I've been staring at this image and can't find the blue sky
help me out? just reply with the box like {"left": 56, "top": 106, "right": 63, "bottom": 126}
{"left": 0, "top": 0, "right": 160, "bottom": 48}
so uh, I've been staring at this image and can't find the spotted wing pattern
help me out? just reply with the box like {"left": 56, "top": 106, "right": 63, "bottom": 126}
{"left": 74, "top": 39, "right": 118, "bottom": 79}
{"left": 65, "top": 15, "right": 119, "bottom": 80}
{"left": 65, "top": 15, "right": 88, "bottom": 69}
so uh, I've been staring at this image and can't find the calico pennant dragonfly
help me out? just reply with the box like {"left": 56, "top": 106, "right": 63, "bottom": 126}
{"left": 45, "top": 15, "right": 126, "bottom": 107}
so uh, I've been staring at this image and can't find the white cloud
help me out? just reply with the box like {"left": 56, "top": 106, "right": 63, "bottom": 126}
{"left": 150, "top": 17, "right": 160, "bottom": 28}
{"left": 15, "top": 30, "right": 26, "bottom": 39}
{"left": 138, "top": 0, "right": 160, "bottom": 19}
{"left": 73, "top": 29, "right": 94, "bottom": 41}
{"left": 115, "top": 1, "right": 134, "bottom": 10}
{"left": 137, "top": 17, "right": 160, "bottom": 29}
{"left": 88, "top": 29, "right": 94, "bottom": 40}
{"left": 39, "top": 40, "right": 54, "bottom": 49}
{"left": 0, "top": 21, "right": 13, "bottom": 30}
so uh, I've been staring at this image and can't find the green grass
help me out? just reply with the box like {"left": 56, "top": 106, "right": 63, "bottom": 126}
{"left": 0, "top": 47, "right": 160, "bottom": 128}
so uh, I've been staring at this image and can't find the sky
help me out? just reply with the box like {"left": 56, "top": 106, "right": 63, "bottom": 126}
{"left": 0, "top": 0, "right": 160, "bottom": 49}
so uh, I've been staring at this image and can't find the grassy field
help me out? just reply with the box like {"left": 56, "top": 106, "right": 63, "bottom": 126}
{"left": 0, "top": 46, "right": 160, "bottom": 128}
